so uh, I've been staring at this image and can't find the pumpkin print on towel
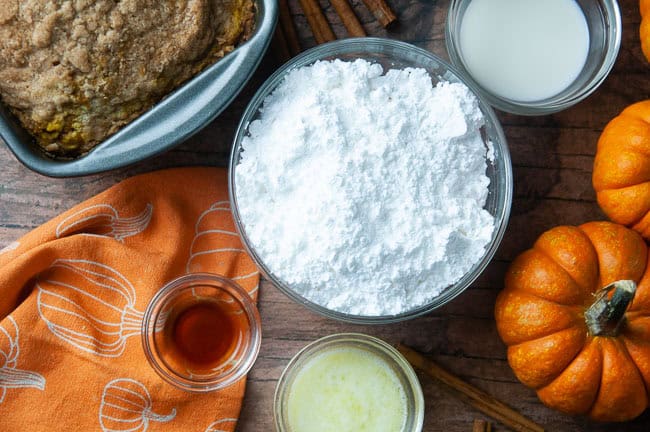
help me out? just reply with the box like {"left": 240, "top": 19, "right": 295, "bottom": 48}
{"left": 187, "top": 201, "right": 259, "bottom": 296}
{"left": 36, "top": 259, "right": 143, "bottom": 357}
{"left": 99, "top": 378, "right": 176, "bottom": 432}
{"left": 56, "top": 203, "right": 153, "bottom": 242}
{"left": 0, "top": 168, "right": 259, "bottom": 431}
{"left": 0, "top": 316, "right": 45, "bottom": 403}
{"left": 205, "top": 418, "right": 237, "bottom": 432}
{"left": 0, "top": 241, "right": 19, "bottom": 255}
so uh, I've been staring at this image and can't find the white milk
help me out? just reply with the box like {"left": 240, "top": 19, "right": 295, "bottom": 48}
{"left": 459, "top": 0, "right": 590, "bottom": 102}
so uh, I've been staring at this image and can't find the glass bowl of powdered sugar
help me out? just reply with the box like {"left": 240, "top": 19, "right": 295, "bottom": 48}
{"left": 229, "top": 38, "right": 513, "bottom": 324}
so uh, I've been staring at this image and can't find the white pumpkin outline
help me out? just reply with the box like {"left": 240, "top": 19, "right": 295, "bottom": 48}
{"left": 0, "top": 316, "right": 46, "bottom": 403}
{"left": 37, "top": 259, "right": 143, "bottom": 358}
{"left": 186, "top": 201, "right": 259, "bottom": 296}
{"left": 56, "top": 203, "right": 153, "bottom": 242}
{"left": 99, "top": 378, "right": 176, "bottom": 432}
{"left": 0, "top": 241, "right": 20, "bottom": 255}
{"left": 205, "top": 417, "right": 238, "bottom": 432}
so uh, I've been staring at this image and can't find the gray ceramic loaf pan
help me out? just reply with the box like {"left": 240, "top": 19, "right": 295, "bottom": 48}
{"left": 0, "top": 0, "right": 277, "bottom": 178}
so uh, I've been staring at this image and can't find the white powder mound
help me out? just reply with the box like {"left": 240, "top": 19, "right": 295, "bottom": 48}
{"left": 235, "top": 59, "right": 495, "bottom": 316}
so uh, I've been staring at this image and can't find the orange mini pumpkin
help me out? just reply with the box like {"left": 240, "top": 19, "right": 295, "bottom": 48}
{"left": 642, "top": 0, "right": 650, "bottom": 61}
{"left": 495, "top": 221, "right": 650, "bottom": 422}
{"left": 593, "top": 100, "right": 650, "bottom": 238}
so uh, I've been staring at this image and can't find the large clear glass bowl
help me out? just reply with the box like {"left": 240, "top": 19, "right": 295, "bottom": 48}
{"left": 228, "top": 38, "right": 513, "bottom": 324}
{"left": 445, "top": 0, "right": 621, "bottom": 115}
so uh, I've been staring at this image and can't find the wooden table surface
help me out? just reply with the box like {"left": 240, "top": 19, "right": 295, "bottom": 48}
{"left": 1, "top": 1, "right": 649, "bottom": 431}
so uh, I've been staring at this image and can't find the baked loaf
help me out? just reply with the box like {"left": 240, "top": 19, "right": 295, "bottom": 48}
{"left": 0, "top": 0, "right": 255, "bottom": 157}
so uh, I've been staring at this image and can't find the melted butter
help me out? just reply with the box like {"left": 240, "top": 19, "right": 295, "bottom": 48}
{"left": 286, "top": 346, "right": 408, "bottom": 432}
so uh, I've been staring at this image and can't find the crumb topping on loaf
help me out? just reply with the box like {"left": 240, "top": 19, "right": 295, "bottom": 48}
{"left": 0, "top": 0, "right": 255, "bottom": 157}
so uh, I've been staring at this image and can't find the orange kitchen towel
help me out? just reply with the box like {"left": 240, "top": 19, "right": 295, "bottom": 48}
{"left": 0, "top": 167, "right": 259, "bottom": 432}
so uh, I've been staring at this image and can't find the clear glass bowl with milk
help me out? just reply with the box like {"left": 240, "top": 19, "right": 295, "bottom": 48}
{"left": 446, "top": 0, "right": 621, "bottom": 115}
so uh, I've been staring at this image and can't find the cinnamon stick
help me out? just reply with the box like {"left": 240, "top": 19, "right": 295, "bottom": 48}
{"left": 297, "top": 0, "right": 336, "bottom": 44}
{"left": 397, "top": 344, "right": 545, "bottom": 432}
{"left": 330, "top": 0, "right": 366, "bottom": 37}
{"left": 360, "top": 0, "right": 396, "bottom": 28}
{"left": 473, "top": 419, "right": 492, "bottom": 432}
{"left": 278, "top": 0, "right": 301, "bottom": 55}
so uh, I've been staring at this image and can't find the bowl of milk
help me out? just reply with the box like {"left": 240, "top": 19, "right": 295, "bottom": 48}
{"left": 445, "top": 0, "right": 621, "bottom": 115}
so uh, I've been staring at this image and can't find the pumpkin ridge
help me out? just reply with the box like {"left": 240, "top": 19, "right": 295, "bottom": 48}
{"left": 620, "top": 336, "right": 650, "bottom": 399}
{"left": 525, "top": 315, "right": 586, "bottom": 351}
{"left": 588, "top": 338, "right": 649, "bottom": 421}
{"left": 621, "top": 315, "right": 650, "bottom": 397}
{"left": 590, "top": 340, "right": 604, "bottom": 412}
{"left": 575, "top": 226, "right": 603, "bottom": 298}
{"left": 508, "top": 326, "right": 587, "bottom": 389}
{"left": 537, "top": 338, "right": 603, "bottom": 415}
{"left": 495, "top": 287, "right": 584, "bottom": 345}
{"left": 534, "top": 247, "right": 594, "bottom": 304}
{"left": 602, "top": 148, "right": 650, "bottom": 186}
{"left": 595, "top": 183, "right": 650, "bottom": 227}
{"left": 503, "top": 277, "right": 588, "bottom": 307}
{"left": 578, "top": 222, "right": 648, "bottom": 291}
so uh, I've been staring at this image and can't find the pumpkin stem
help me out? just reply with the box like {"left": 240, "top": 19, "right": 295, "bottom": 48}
{"left": 0, "top": 367, "right": 46, "bottom": 390}
{"left": 143, "top": 407, "right": 176, "bottom": 423}
{"left": 585, "top": 280, "right": 637, "bottom": 337}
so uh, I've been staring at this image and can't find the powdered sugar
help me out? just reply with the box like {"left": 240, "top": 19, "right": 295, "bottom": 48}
{"left": 235, "top": 59, "right": 494, "bottom": 316}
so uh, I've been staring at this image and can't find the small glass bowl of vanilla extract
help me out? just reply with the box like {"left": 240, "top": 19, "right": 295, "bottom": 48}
{"left": 142, "top": 273, "right": 261, "bottom": 392}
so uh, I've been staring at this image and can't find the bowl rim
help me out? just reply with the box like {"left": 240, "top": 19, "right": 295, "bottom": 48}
{"left": 0, "top": 0, "right": 278, "bottom": 177}
{"left": 444, "top": 0, "right": 622, "bottom": 115}
{"left": 272, "top": 332, "right": 425, "bottom": 432}
{"left": 228, "top": 37, "right": 513, "bottom": 324}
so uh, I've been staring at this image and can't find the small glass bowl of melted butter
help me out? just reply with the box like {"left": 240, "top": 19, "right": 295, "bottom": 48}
{"left": 274, "top": 333, "right": 424, "bottom": 432}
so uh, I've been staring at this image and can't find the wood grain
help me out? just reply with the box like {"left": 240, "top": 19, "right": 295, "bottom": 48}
{"left": 398, "top": 345, "right": 544, "bottom": 432}
{"left": 1, "top": 0, "right": 650, "bottom": 431}
{"left": 473, "top": 419, "right": 492, "bottom": 432}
